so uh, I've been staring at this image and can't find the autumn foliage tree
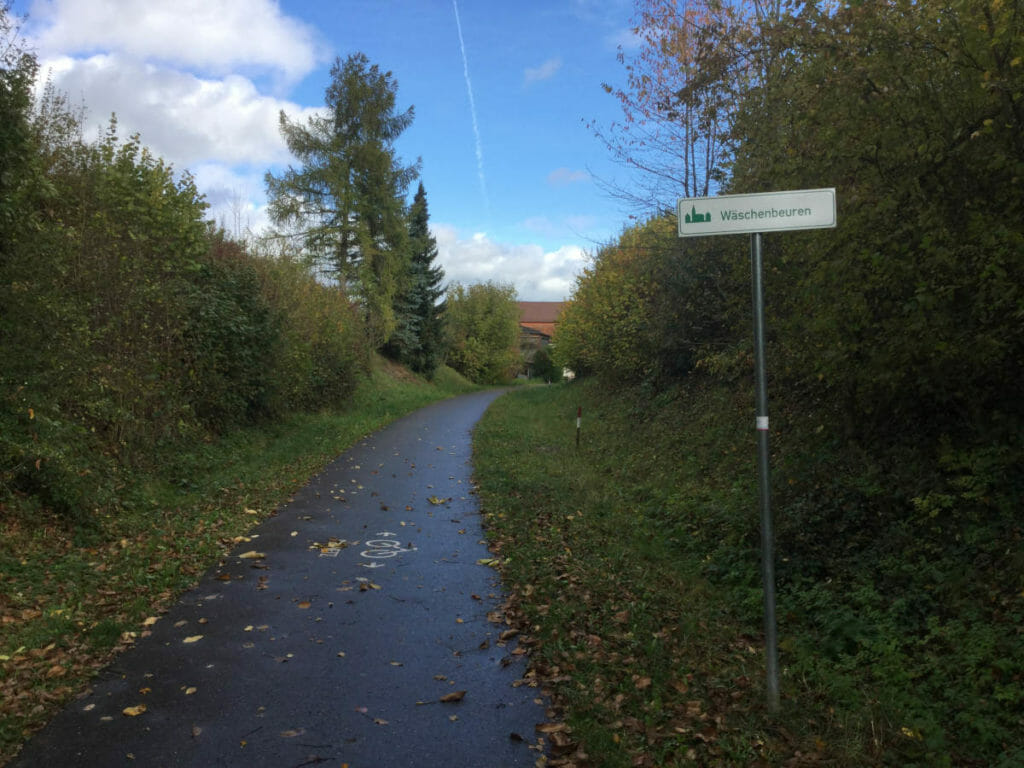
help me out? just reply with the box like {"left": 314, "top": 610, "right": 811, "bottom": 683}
{"left": 593, "top": 0, "right": 767, "bottom": 207}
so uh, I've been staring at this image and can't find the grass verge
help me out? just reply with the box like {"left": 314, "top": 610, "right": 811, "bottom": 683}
{"left": 473, "top": 379, "right": 847, "bottom": 767}
{"left": 0, "top": 360, "right": 477, "bottom": 766}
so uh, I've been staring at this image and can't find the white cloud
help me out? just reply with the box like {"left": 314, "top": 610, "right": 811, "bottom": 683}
{"left": 30, "top": 0, "right": 323, "bottom": 82}
{"left": 24, "top": 1, "right": 326, "bottom": 238}
{"left": 547, "top": 167, "right": 590, "bottom": 186}
{"left": 432, "top": 224, "right": 587, "bottom": 302}
{"left": 38, "top": 53, "right": 324, "bottom": 168}
{"left": 189, "top": 163, "right": 272, "bottom": 236}
{"left": 524, "top": 56, "right": 562, "bottom": 85}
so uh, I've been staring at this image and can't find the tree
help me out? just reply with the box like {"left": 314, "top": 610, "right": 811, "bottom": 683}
{"left": 385, "top": 182, "right": 447, "bottom": 376}
{"left": 591, "top": 0, "right": 792, "bottom": 212}
{"left": 445, "top": 282, "right": 520, "bottom": 385}
{"left": 727, "top": 0, "right": 1024, "bottom": 440}
{"left": 265, "top": 52, "right": 420, "bottom": 346}
{"left": 0, "top": 2, "right": 38, "bottom": 259}
{"left": 591, "top": 0, "right": 745, "bottom": 209}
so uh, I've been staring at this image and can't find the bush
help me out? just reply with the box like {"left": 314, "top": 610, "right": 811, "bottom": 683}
{"left": 444, "top": 281, "right": 520, "bottom": 384}
{"left": 530, "top": 346, "right": 560, "bottom": 382}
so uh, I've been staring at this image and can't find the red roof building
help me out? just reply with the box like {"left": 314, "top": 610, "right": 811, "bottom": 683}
{"left": 517, "top": 301, "right": 565, "bottom": 342}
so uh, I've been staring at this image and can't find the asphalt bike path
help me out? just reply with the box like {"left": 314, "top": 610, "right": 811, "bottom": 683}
{"left": 12, "top": 389, "right": 547, "bottom": 768}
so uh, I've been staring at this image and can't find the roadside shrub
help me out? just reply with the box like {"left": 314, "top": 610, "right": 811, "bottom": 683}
{"left": 250, "top": 249, "right": 369, "bottom": 412}
{"left": 530, "top": 346, "right": 560, "bottom": 382}
{"left": 183, "top": 234, "right": 276, "bottom": 431}
{"left": 444, "top": 281, "right": 520, "bottom": 384}
{"left": 554, "top": 217, "right": 745, "bottom": 386}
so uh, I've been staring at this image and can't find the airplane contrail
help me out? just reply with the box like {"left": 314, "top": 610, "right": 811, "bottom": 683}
{"left": 452, "top": 0, "right": 489, "bottom": 214}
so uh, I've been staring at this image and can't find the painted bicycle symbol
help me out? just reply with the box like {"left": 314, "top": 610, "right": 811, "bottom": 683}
{"left": 360, "top": 533, "right": 417, "bottom": 560}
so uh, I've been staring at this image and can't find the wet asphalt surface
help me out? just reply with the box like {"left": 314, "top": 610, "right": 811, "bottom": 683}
{"left": 12, "top": 389, "right": 546, "bottom": 768}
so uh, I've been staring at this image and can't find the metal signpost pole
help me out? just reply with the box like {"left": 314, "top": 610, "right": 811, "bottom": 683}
{"left": 750, "top": 232, "right": 780, "bottom": 713}
{"left": 677, "top": 187, "right": 836, "bottom": 717}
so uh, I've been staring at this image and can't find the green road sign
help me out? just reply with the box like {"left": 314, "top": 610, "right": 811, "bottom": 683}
{"left": 677, "top": 188, "right": 836, "bottom": 237}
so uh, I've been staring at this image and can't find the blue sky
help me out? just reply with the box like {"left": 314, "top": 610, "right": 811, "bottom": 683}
{"left": 11, "top": 0, "right": 647, "bottom": 300}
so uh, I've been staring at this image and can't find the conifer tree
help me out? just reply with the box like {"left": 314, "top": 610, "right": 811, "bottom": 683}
{"left": 387, "top": 182, "right": 446, "bottom": 376}
{"left": 265, "top": 52, "right": 420, "bottom": 346}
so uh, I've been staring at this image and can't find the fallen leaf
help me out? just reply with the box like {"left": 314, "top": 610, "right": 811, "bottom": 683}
{"left": 297, "top": 601, "right": 311, "bottom": 609}
{"left": 280, "top": 729, "right": 304, "bottom": 738}
{"left": 183, "top": 635, "right": 203, "bottom": 644}
{"left": 374, "top": 718, "right": 389, "bottom": 726}
{"left": 536, "top": 722, "right": 569, "bottom": 734}
{"left": 440, "top": 690, "right": 467, "bottom": 703}
{"left": 244, "top": 508, "right": 258, "bottom": 515}
{"left": 238, "top": 551, "right": 265, "bottom": 559}
{"left": 122, "top": 705, "right": 147, "bottom": 717}
{"left": 142, "top": 617, "right": 159, "bottom": 627}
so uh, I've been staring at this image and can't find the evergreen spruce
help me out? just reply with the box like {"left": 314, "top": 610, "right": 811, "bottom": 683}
{"left": 387, "top": 182, "right": 446, "bottom": 376}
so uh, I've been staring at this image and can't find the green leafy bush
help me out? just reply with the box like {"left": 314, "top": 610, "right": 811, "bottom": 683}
{"left": 444, "top": 281, "right": 520, "bottom": 384}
